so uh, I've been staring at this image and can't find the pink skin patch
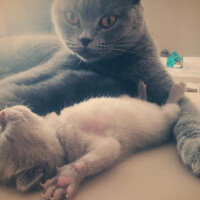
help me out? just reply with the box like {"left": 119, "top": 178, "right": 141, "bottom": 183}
{"left": 57, "top": 176, "right": 74, "bottom": 187}
{"left": 74, "top": 163, "right": 86, "bottom": 172}
{"left": 81, "top": 120, "right": 110, "bottom": 135}
{"left": 0, "top": 111, "right": 5, "bottom": 124}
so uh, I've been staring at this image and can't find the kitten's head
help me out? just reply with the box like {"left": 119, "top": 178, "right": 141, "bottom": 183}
{"left": 0, "top": 106, "right": 64, "bottom": 191}
{"left": 52, "top": 0, "right": 144, "bottom": 61}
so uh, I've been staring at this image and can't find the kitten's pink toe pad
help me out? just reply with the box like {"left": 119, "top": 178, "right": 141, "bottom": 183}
{"left": 52, "top": 188, "right": 65, "bottom": 200}
{"left": 66, "top": 184, "right": 76, "bottom": 199}
{"left": 57, "top": 176, "right": 74, "bottom": 187}
{"left": 0, "top": 111, "right": 5, "bottom": 124}
{"left": 75, "top": 163, "right": 86, "bottom": 172}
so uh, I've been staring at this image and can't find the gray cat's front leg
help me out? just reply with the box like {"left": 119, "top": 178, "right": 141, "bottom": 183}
{"left": 174, "top": 97, "right": 200, "bottom": 175}
{"left": 137, "top": 59, "right": 200, "bottom": 175}
{"left": 41, "top": 138, "right": 121, "bottom": 200}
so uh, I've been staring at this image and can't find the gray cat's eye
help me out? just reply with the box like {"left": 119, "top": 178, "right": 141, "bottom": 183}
{"left": 99, "top": 15, "right": 117, "bottom": 29}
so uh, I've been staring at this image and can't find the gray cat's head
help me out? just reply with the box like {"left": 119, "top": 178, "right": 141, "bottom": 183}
{"left": 52, "top": 0, "right": 144, "bottom": 61}
{"left": 0, "top": 106, "right": 64, "bottom": 191}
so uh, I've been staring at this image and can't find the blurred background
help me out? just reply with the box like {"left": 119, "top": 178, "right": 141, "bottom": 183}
{"left": 0, "top": 0, "right": 200, "bottom": 56}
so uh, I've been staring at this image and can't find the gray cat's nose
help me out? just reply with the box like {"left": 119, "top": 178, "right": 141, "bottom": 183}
{"left": 79, "top": 38, "right": 93, "bottom": 47}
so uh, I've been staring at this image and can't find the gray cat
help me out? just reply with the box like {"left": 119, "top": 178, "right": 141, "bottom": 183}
{"left": 0, "top": 0, "right": 200, "bottom": 187}
{"left": 0, "top": 82, "right": 185, "bottom": 199}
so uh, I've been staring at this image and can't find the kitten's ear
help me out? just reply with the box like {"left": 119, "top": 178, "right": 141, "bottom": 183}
{"left": 16, "top": 165, "right": 45, "bottom": 192}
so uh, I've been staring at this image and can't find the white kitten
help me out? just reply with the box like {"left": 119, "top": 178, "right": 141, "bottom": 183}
{"left": 0, "top": 82, "right": 185, "bottom": 199}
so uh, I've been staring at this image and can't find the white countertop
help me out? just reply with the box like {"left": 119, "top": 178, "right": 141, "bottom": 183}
{"left": 160, "top": 57, "right": 200, "bottom": 80}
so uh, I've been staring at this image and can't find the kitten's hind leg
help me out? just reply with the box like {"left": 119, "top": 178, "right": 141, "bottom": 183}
{"left": 138, "top": 81, "right": 147, "bottom": 101}
{"left": 166, "top": 82, "right": 186, "bottom": 104}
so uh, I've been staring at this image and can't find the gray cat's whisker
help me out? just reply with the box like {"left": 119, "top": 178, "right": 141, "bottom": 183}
{"left": 38, "top": 46, "right": 61, "bottom": 55}
{"left": 113, "top": 48, "right": 127, "bottom": 52}
{"left": 116, "top": 39, "right": 138, "bottom": 43}
{"left": 113, "top": 48, "right": 142, "bottom": 57}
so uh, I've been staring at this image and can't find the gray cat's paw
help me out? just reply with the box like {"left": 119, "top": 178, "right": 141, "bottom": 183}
{"left": 180, "top": 138, "right": 200, "bottom": 175}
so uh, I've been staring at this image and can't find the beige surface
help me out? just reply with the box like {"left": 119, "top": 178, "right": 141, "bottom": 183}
{"left": 0, "top": 93, "right": 200, "bottom": 200}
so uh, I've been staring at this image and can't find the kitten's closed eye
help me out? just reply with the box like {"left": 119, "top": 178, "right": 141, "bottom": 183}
{"left": 65, "top": 12, "right": 80, "bottom": 26}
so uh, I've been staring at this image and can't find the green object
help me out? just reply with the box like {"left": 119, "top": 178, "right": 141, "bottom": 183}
{"left": 167, "top": 56, "right": 175, "bottom": 67}
{"left": 166, "top": 51, "right": 183, "bottom": 68}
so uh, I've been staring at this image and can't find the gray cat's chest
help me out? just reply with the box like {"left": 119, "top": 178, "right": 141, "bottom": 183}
{"left": 78, "top": 56, "right": 140, "bottom": 97}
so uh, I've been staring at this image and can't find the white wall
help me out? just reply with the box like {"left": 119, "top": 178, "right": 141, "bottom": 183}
{"left": 0, "top": 0, "right": 200, "bottom": 56}
{"left": 143, "top": 0, "right": 200, "bottom": 56}
{"left": 0, "top": 1, "right": 6, "bottom": 36}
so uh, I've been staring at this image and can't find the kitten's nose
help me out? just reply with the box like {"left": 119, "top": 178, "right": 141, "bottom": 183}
{"left": 79, "top": 38, "right": 93, "bottom": 47}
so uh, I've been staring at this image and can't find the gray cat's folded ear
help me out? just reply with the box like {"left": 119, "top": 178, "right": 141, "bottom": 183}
{"left": 16, "top": 165, "right": 45, "bottom": 192}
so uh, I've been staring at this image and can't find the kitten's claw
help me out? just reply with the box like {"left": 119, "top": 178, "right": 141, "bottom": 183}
{"left": 41, "top": 177, "right": 57, "bottom": 190}
{"left": 56, "top": 165, "right": 63, "bottom": 173}
{"left": 40, "top": 182, "right": 45, "bottom": 188}
{"left": 41, "top": 191, "right": 48, "bottom": 199}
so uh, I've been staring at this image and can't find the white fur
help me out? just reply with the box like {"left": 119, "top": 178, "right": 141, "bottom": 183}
{"left": 0, "top": 83, "right": 185, "bottom": 198}
{"left": 58, "top": 97, "right": 179, "bottom": 154}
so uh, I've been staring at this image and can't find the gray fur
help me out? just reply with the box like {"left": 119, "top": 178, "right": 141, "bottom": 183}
{"left": 0, "top": 0, "right": 199, "bottom": 192}
{"left": 52, "top": 0, "right": 144, "bottom": 61}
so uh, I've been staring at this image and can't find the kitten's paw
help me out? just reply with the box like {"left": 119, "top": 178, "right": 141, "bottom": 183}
{"left": 138, "top": 81, "right": 147, "bottom": 100}
{"left": 180, "top": 138, "right": 200, "bottom": 175}
{"left": 167, "top": 82, "right": 186, "bottom": 103}
{"left": 41, "top": 163, "right": 85, "bottom": 200}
